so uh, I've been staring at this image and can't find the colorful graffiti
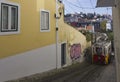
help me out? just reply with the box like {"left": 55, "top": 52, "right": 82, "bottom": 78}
{"left": 70, "top": 44, "right": 81, "bottom": 60}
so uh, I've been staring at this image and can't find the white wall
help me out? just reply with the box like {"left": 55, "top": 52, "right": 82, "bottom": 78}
{"left": 0, "top": 44, "right": 59, "bottom": 82}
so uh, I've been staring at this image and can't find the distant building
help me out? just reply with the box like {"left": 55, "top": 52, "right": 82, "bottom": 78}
{"left": 64, "top": 12, "right": 110, "bottom": 33}
{"left": 93, "top": 22, "right": 101, "bottom": 32}
{"left": 69, "top": 21, "right": 100, "bottom": 33}
{"left": 106, "top": 20, "right": 112, "bottom": 31}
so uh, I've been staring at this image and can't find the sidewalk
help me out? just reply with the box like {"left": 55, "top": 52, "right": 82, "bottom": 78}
{"left": 6, "top": 62, "right": 89, "bottom": 82}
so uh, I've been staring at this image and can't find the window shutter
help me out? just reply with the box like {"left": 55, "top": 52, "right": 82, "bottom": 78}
{"left": 2, "top": 5, "right": 9, "bottom": 30}
{"left": 11, "top": 7, "right": 18, "bottom": 30}
{"left": 41, "top": 11, "right": 49, "bottom": 31}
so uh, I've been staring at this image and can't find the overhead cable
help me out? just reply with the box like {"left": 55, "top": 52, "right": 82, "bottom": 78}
{"left": 65, "top": 0, "right": 95, "bottom": 9}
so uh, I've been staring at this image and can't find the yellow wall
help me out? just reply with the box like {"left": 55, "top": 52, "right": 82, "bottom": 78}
{"left": 59, "top": 22, "right": 87, "bottom": 52}
{"left": 58, "top": 6, "right": 87, "bottom": 52}
{"left": 0, "top": 0, "right": 56, "bottom": 58}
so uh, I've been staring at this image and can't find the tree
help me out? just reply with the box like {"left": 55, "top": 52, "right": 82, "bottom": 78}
{"left": 100, "top": 20, "right": 107, "bottom": 32}
{"left": 106, "top": 30, "right": 114, "bottom": 41}
{"left": 79, "top": 30, "right": 92, "bottom": 42}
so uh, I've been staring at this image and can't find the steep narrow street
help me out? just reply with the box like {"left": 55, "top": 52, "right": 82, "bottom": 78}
{"left": 51, "top": 60, "right": 116, "bottom": 82}
{"left": 8, "top": 59, "right": 116, "bottom": 82}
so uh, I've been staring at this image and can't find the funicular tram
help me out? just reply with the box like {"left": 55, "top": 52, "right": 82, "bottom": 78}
{"left": 92, "top": 33, "right": 112, "bottom": 64}
{"left": 92, "top": 41, "right": 111, "bottom": 64}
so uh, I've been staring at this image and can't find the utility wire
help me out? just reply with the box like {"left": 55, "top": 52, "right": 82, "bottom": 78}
{"left": 90, "top": 0, "right": 95, "bottom": 12}
{"left": 64, "top": 0, "right": 83, "bottom": 12}
{"left": 77, "top": 0, "right": 86, "bottom": 12}
{"left": 64, "top": 0, "right": 111, "bottom": 15}
{"left": 65, "top": 0, "right": 95, "bottom": 9}
{"left": 65, "top": 8, "right": 70, "bottom": 14}
{"left": 64, "top": 0, "right": 78, "bottom": 13}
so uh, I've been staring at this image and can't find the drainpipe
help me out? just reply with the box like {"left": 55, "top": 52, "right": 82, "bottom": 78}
{"left": 55, "top": 0, "right": 59, "bottom": 69}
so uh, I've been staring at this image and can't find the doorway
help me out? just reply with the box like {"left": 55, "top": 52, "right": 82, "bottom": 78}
{"left": 61, "top": 43, "right": 66, "bottom": 66}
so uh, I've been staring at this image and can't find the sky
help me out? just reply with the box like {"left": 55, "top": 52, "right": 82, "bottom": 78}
{"left": 63, "top": 0, "right": 112, "bottom": 15}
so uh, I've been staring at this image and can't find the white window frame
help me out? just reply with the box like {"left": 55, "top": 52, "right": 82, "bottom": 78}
{"left": 40, "top": 10, "right": 50, "bottom": 32}
{"left": 0, "top": 0, "right": 20, "bottom": 35}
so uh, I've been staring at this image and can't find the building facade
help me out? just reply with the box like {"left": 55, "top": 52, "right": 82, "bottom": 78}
{"left": 0, "top": 0, "right": 58, "bottom": 81}
{"left": 0, "top": 0, "right": 87, "bottom": 81}
{"left": 58, "top": 14, "right": 87, "bottom": 65}
{"left": 112, "top": 2, "right": 120, "bottom": 82}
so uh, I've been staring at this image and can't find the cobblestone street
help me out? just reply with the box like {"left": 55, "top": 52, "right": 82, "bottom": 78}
{"left": 8, "top": 59, "right": 116, "bottom": 82}
{"left": 52, "top": 60, "right": 116, "bottom": 82}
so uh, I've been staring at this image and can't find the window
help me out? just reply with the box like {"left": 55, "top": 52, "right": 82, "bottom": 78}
{"left": 96, "top": 47, "right": 102, "bottom": 55}
{"left": 40, "top": 10, "right": 50, "bottom": 32}
{"left": 0, "top": 1, "right": 20, "bottom": 35}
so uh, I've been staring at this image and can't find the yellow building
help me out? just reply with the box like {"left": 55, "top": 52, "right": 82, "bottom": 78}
{"left": 0, "top": 0, "right": 58, "bottom": 81}
{"left": 0, "top": 0, "right": 87, "bottom": 81}
{"left": 57, "top": 2, "right": 87, "bottom": 66}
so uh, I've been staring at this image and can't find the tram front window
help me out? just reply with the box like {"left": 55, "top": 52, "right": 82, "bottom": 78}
{"left": 96, "top": 47, "right": 102, "bottom": 55}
